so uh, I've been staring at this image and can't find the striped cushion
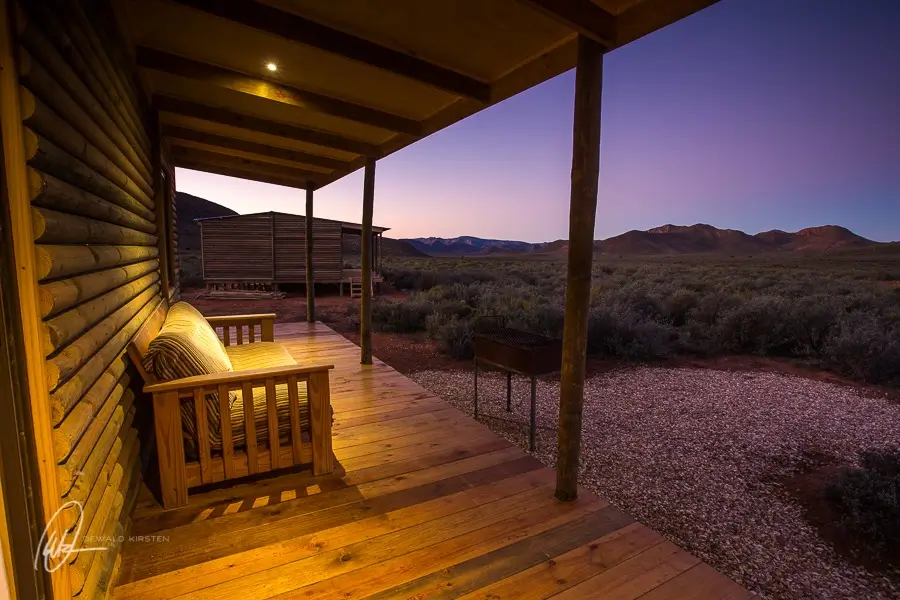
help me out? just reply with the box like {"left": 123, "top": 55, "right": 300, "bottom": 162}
{"left": 222, "top": 343, "right": 306, "bottom": 451}
{"left": 142, "top": 302, "right": 235, "bottom": 447}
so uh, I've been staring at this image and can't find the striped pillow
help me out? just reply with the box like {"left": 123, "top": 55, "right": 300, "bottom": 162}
{"left": 142, "top": 302, "right": 235, "bottom": 447}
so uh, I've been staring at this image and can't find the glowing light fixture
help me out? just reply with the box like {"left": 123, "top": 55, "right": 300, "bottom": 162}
{"left": 266, "top": 62, "right": 278, "bottom": 72}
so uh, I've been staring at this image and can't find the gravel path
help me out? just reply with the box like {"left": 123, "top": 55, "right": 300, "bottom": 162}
{"left": 408, "top": 366, "right": 900, "bottom": 600}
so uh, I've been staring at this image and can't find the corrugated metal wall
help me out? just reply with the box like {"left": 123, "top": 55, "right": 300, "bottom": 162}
{"left": 14, "top": 0, "right": 166, "bottom": 596}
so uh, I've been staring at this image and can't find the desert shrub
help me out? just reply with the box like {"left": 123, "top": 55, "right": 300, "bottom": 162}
{"left": 715, "top": 295, "right": 793, "bottom": 355}
{"left": 586, "top": 306, "right": 674, "bottom": 360}
{"left": 788, "top": 296, "right": 839, "bottom": 356}
{"left": 380, "top": 254, "right": 900, "bottom": 383}
{"left": 826, "top": 447, "right": 900, "bottom": 564}
{"left": 427, "top": 315, "right": 474, "bottom": 359}
{"left": 371, "top": 298, "right": 432, "bottom": 333}
{"left": 823, "top": 312, "right": 900, "bottom": 384}
{"left": 663, "top": 289, "right": 700, "bottom": 326}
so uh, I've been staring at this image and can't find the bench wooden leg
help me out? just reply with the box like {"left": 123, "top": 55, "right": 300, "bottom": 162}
{"left": 308, "top": 372, "right": 334, "bottom": 475}
{"left": 153, "top": 391, "right": 188, "bottom": 509}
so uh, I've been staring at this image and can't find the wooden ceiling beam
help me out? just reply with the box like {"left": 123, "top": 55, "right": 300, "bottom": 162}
{"left": 161, "top": 125, "right": 350, "bottom": 171}
{"left": 170, "top": 145, "right": 332, "bottom": 185}
{"left": 616, "top": 0, "right": 721, "bottom": 47}
{"left": 174, "top": 158, "right": 314, "bottom": 189}
{"left": 169, "top": 0, "right": 491, "bottom": 103}
{"left": 155, "top": 95, "right": 378, "bottom": 156}
{"left": 138, "top": 47, "right": 422, "bottom": 136}
{"left": 513, "top": 0, "right": 616, "bottom": 48}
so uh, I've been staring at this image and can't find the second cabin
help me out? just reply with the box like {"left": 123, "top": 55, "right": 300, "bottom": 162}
{"left": 197, "top": 211, "right": 387, "bottom": 294}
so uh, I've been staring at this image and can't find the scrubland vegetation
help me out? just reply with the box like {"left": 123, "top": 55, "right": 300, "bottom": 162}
{"left": 375, "top": 250, "right": 900, "bottom": 386}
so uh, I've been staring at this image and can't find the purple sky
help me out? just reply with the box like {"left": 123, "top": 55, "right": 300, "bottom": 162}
{"left": 176, "top": 0, "right": 900, "bottom": 243}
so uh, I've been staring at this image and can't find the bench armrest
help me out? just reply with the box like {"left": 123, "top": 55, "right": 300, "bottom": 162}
{"left": 143, "top": 363, "right": 334, "bottom": 394}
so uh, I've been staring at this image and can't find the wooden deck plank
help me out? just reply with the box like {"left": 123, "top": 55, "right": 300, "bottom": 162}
{"left": 112, "top": 322, "right": 746, "bottom": 600}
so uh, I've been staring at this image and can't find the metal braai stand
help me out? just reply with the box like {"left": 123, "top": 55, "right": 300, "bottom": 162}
{"left": 473, "top": 317, "right": 562, "bottom": 451}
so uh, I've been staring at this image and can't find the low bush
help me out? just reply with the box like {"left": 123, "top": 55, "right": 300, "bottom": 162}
{"left": 826, "top": 447, "right": 900, "bottom": 565}
{"left": 377, "top": 254, "right": 900, "bottom": 385}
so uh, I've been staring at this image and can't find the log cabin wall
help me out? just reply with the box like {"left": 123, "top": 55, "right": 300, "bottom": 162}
{"left": 10, "top": 0, "right": 165, "bottom": 596}
{"left": 200, "top": 213, "right": 344, "bottom": 285}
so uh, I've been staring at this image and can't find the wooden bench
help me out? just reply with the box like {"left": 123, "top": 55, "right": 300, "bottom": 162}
{"left": 128, "top": 300, "right": 334, "bottom": 509}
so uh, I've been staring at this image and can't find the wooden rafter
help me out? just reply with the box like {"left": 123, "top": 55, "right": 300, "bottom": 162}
{"left": 137, "top": 47, "right": 422, "bottom": 136}
{"left": 170, "top": 145, "right": 331, "bottom": 185}
{"left": 161, "top": 125, "right": 351, "bottom": 171}
{"left": 155, "top": 95, "right": 378, "bottom": 156}
{"left": 514, "top": 0, "right": 617, "bottom": 47}
{"left": 169, "top": 0, "right": 491, "bottom": 103}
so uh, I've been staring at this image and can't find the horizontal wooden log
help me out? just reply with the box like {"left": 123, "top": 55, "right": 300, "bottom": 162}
{"left": 16, "top": 13, "right": 153, "bottom": 180}
{"left": 68, "top": 410, "right": 134, "bottom": 593}
{"left": 65, "top": 0, "right": 150, "bottom": 154}
{"left": 17, "top": 49, "right": 153, "bottom": 195}
{"left": 59, "top": 413, "right": 134, "bottom": 533}
{"left": 61, "top": 406, "right": 136, "bottom": 535}
{"left": 54, "top": 358, "right": 128, "bottom": 461}
{"left": 28, "top": 169, "right": 156, "bottom": 234}
{"left": 77, "top": 442, "right": 139, "bottom": 597}
{"left": 18, "top": 1, "right": 151, "bottom": 157}
{"left": 44, "top": 273, "right": 159, "bottom": 354}
{"left": 39, "top": 258, "right": 158, "bottom": 318}
{"left": 32, "top": 207, "right": 157, "bottom": 246}
{"left": 46, "top": 284, "right": 159, "bottom": 388}
{"left": 24, "top": 129, "right": 155, "bottom": 222}
{"left": 49, "top": 296, "right": 160, "bottom": 424}
{"left": 20, "top": 88, "right": 153, "bottom": 209}
{"left": 80, "top": 522, "right": 123, "bottom": 600}
{"left": 57, "top": 384, "right": 134, "bottom": 494}
{"left": 35, "top": 244, "right": 158, "bottom": 281}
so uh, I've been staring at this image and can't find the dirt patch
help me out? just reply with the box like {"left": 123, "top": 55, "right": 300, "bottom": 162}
{"left": 777, "top": 454, "right": 899, "bottom": 574}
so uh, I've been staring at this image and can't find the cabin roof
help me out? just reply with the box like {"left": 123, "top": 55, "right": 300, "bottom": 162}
{"left": 113, "top": 0, "right": 720, "bottom": 192}
{"left": 195, "top": 210, "right": 390, "bottom": 233}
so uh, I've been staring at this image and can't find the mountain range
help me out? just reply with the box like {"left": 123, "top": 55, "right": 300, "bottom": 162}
{"left": 403, "top": 224, "right": 882, "bottom": 256}
{"left": 175, "top": 192, "right": 887, "bottom": 265}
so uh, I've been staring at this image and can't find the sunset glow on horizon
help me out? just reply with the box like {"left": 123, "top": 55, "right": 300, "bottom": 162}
{"left": 175, "top": 0, "right": 900, "bottom": 243}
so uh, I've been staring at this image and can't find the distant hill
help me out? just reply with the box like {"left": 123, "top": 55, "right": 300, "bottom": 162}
{"left": 342, "top": 236, "right": 427, "bottom": 258}
{"left": 404, "top": 236, "right": 551, "bottom": 256}
{"left": 405, "top": 224, "right": 881, "bottom": 257}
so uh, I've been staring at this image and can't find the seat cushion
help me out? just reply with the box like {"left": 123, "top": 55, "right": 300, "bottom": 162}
{"left": 226, "top": 342, "right": 296, "bottom": 371}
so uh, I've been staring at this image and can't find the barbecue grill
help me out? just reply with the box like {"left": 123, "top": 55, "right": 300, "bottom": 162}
{"left": 473, "top": 317, "right": 562, "bottom": 451}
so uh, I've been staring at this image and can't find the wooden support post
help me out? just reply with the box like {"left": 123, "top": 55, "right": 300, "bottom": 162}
{"left": 0, "top": 1, "right": 71, "bottom": 594}
{"left": 556, "top": 35, "right": 604, "bottom": 502}
{"left": 308, "top": 371, "right": 334, "bottom": 475}
{"left": 153, "top": 391, "right": 187, "bottom": 508}
{"left": 150, "top": 110, "right": 170, "bottom": 297}
{"left": 360, "top": 159, "right": 375, "bottom": 364}
{"left": 305, "top": 186, "right": 315, "bottom": 322}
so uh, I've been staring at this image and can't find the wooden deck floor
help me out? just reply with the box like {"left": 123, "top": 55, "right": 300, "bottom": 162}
{"left": 112, "top": 322, "right": 750, "bottom": 599}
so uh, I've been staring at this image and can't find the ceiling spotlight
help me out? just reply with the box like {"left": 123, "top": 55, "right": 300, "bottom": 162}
{"left": 266, "top": 62, "right": 278, "bottom": 72}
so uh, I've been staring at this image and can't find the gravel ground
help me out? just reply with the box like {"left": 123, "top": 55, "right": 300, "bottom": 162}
{"left": 408, "top": 366, "right": 900, "bottom": 600}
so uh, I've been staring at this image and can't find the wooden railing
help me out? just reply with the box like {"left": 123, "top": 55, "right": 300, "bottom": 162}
{"left": 144, "top": 363, "right": 333, "bottom": 508}
{"left": 207, "top": 312, "right": 275, "bottom": 345}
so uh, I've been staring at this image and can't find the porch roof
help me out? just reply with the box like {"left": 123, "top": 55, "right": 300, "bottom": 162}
{"left": 112, "top": 0, "right": 720, "bottom": 191}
